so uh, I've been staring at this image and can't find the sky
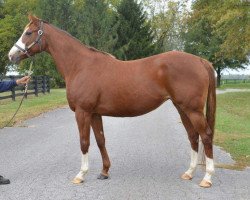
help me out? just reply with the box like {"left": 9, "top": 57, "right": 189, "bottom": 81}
{"left": 222, "top": 66, "right": 250, "bottom": 75}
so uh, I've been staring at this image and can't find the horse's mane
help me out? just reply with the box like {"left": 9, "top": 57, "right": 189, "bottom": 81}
{"left": 86, "top": 46, "right": 116, "bottom": 58}
{"left": 48, "top": 22, "right": 116, "bottom": 58}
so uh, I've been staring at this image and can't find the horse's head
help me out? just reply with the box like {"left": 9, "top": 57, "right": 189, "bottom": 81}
{"left": 9, "top": 15, "right": 46, "bottom": 63}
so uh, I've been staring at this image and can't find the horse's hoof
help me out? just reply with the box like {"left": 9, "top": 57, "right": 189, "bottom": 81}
{"left": 199, "top": 179, "right": 212, "bottom": 188}
{"left": 71, "top": 177, "right": 83, "bottom": 184}
{"left": 181, "top": 173, "right": 192, "bottom": 180}
{"left": 97, "top": 173, "right": 109, "bottom": 180}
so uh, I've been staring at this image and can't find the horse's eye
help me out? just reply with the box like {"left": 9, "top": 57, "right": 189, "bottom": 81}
{"left": 25, "top": 31, "right": 32, "bottom": 36}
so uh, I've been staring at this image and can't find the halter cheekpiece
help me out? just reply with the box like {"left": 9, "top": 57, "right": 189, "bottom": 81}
{"left": 14, "top": 20, "right": 44, "bottom": 58}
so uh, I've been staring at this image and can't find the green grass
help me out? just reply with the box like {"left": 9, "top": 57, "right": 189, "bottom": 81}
{"left": 215, "top": 92, "right": 250, "bottom": 167}
{"left": 219, "top": 83, "right": 250, "bottom": 90}
{"left": 0, "top": 89, "right": 67, "bottom": 128}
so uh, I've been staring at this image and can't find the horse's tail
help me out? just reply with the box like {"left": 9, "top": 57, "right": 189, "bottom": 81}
{"left": 199, "top": 59, "right": 216, "bottom": 165}
{"left": 204, "top": 60, "right": 216, "bottom": 140}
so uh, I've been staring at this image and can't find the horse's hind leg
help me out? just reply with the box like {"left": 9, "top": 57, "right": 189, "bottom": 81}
{"left": 175, "top": 105, "right": 199, "bottom": 180}
{"left": 91, "top": 114, "right": 111, "bottom": 180}
{"left": 187, "top": 110, "right": 214, "bottom": 188}
{"left": 72, "top": 109, "right": 91, "bottom": 184}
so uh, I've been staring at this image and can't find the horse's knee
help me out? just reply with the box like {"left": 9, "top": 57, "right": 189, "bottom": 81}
{"left": 201, "top": 135, "right": 212, "bottom": 146}
{"left": 190, "top": 141, "right": 198, "bottom": 152}
{"left": 200, "top": 134, "right": 213, "bottom": 158}
{"left": 201, "top": 128, "right": 213, "bottom": 145}
{"left": 188, "top": 133, "right": 199, "bottom": 151}
{"left": 80, "top": 140, "right": 90, "bottom": 154}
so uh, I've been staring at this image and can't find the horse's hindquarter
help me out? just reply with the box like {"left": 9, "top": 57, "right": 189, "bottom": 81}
{"left": 162, "top": 51, "right": 210, "bottom": 110}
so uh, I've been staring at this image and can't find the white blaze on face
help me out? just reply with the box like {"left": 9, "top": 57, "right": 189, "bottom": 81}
{"left": 8, "top": 28, "right": 28, "bottom": 60}
{"left": 75, "top": 153, "right": 89, "bottom": 181}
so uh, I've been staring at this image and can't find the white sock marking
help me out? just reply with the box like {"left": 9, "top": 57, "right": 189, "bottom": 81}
{"left": 203, "top": 156, "right": 214, "bottom": 183}
{"left": 198, "top": 136, "right": 205, "bottom": 164}
{"left": 185, "top": 149, "right": 198, "bottom": 177}
{"left": 75, "top": 153, "right": 89, "bottom": 180}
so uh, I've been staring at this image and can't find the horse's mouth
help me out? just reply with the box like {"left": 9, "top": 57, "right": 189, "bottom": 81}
{"left": 9, "top": 55, "right": 21, "bottom": 64}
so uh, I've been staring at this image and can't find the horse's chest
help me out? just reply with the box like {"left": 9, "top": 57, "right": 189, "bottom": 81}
{"left": 66, "top": 86, "right": 98, "bottom": 112}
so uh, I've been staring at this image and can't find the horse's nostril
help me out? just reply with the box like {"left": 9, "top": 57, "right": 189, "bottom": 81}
{"left": 8, "top": 54, "right": 15, "bottom": 62}
{"left": 9, "top": 54, "right": 12, "bottom": 60}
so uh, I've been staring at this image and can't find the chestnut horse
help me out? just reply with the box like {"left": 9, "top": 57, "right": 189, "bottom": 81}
{"left": 9, "top": 15, "right": 216, "bottom": 188}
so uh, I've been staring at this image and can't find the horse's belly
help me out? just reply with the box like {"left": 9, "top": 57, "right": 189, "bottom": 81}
{"left": 96, "top": 94, "right": 169, "bottom": 117}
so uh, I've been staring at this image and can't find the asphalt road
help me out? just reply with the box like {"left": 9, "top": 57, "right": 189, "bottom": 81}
{"left": 0, "top": 101, "right": 249, "bottom": 200}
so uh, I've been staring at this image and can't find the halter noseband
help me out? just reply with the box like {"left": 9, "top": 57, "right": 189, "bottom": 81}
{"left": 14, "top": 21, "right": 44, "bottom": 58}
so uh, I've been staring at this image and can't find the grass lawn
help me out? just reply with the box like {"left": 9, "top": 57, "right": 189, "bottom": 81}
{"left": 0, "top": 89, "right": 67, "bottom": 128}
{"left": 218, "top": 83, "right": 250, "bottom": 90}
{"left": 215, "top": 91, "right": 250, "bottom": 168}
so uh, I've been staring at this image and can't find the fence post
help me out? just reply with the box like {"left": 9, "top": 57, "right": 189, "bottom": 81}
{"left": 42, "top": 76, "right": 46, "bottom": 94}
{"left": 25, "top": 79, "right": 28, "bottom": 99}
{"left": 47, "top": 76, "right": 50, "bottom": 93}
{"left": 11, "top": 76, "right": 16, "bottom": 101}
{"left": 34, "top": 76, "right": 38, "bottom": 97}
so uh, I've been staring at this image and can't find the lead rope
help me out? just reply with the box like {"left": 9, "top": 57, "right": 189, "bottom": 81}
{"left": 0, "top": 60, "right": 34, "bottom": 129}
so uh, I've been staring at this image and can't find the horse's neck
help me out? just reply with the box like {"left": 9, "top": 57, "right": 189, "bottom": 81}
{"left": 44, "top": 24, "right": 92, "bottom": 80}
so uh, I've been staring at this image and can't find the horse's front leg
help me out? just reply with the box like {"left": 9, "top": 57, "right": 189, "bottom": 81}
{"left": 91, "top": 114, "right": 111, "bottom": 180}
{"left": 72, "top": 109, "right": 91, "bottom": 184}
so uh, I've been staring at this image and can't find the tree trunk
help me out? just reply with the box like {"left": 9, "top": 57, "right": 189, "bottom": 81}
{"left": 216, "top": 66, "right": 221, "bottom": 87}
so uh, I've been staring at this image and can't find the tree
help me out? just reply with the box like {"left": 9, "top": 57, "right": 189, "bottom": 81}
{"left": 183, "top": 0, "right": 249, "bottom": 86}
{"left": 0, "top": 0, "right": 4, "bottom": 19}
{"left": 21, "top": 0, "right": 75, "bottom": 87}
{"left": 0, "top": 0, "right": 37, "bottom": 75}
{"left": 114, "top": 0, "right": 155, "bottom": 60}
{"left": 144, "top": 0, "right": 189, "bottom": 53}
{"left": 106, "top": 0, "right": 121, "bottom": 8}
{"left": 71, "top": 0, "right": 118, "bottom": 54}
{"left": 36, "top": 0, "right": 73, "bottom": 31}
{"left": 209, "top": 0, "right": 250, "bottom": 62}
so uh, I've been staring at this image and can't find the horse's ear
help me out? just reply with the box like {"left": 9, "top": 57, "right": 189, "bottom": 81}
{"left": 28, "top": 14, "right": 40, "bottom": 25}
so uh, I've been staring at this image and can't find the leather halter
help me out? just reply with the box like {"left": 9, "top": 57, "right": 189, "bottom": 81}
{"left": 14, "top": 21, "right": 44, "bottom": 58}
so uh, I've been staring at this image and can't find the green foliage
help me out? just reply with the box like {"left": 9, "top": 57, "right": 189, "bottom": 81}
{"left": 72, "top": 0, "right": 118, "bottom": 53}
{"left": 0, "top": 1, "right": 4, "bottom": 19}
{"left": 0, "top": 0, "right": 37, "bottom": 75}
{"left": 36, "top": 0, "right": 73, "bottom": 31}
{"left": 114, "top": 0, "right": 155, "bottom": 60}
{"left": 209, "top": 0, "right": 250, "bottom": 61}
{"left": 106, "top": 0, "right": 121, "bottom": 7}
{"left": 20, "top": 0, "right": 75, "bottom": 87}
{"left": 144, "top": 0, "right": 188, "bottom": 53}
{"left": 183, "top": 0, "right": 249, "bottom": 85}
{"left": 35, "top": 0, "right": 74, "bottom": 87}
{"left": 0, "top": 15, "right": 17, "bottom": 75}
